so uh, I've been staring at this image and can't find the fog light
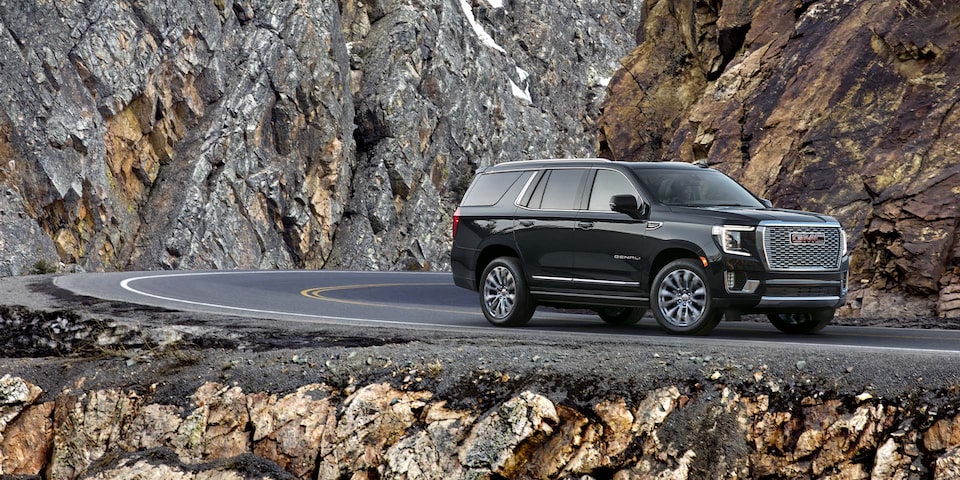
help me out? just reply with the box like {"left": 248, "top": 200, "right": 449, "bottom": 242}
{"left": 725, "top": 271, "right": 737, "bottom": 290}
{"left": 725, "top": 271, "right": 760, "bottom": 294}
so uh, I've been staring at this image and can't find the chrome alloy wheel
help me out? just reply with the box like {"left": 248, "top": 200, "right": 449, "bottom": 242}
{"left": 483, "top": 266, "right": 517, "bottom": 319}
{"left": 656, "top": 268, "right": 708, "bottom": 327}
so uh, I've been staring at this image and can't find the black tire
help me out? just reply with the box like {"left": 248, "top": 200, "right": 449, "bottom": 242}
{"left": 479, "top": 257, "right": 535, "bottom": 327}
{"left": 767, "top": 310, "right": 834, "bottom": 334}
{"left": 650, "top": 259, "right": 721, "bottom": 335}
{"left": 597, "top": 307, "right": 646, "bottom": 326}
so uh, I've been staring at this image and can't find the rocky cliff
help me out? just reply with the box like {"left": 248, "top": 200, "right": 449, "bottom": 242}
{"left": 0, "top": 0, "right": 641, "bottom": 275}
{"left": 3, "top": 373, "right": 960, "bottom": 479}
{"left": 598, "top": 0, "right": 960, "bottom": 318}
{"left": 2, "top": 0, "right": 959, "bottom": 318}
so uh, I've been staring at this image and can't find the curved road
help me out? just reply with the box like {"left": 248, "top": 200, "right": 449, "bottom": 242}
{"left": 54, "top": 270, "right": 960, "bottom": 354}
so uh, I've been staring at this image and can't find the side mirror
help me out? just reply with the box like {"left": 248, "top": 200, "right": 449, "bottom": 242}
{"left": 760, "top": 198, "right": 773, "bottom": 208}
{"left": 610, "top": 195, "right": 645, "bottom": 218}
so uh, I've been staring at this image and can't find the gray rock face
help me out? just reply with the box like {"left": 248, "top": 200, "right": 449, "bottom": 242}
{"left": 329, "top": 0, "right": 644, "bottom": 270}
{"left": 0, "top": 0, "right": 641, "bottom": 275}
{"left": 0, "top": 0, "right": 355, "bottom": 273}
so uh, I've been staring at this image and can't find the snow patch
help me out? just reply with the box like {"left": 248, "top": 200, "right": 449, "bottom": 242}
{"left": 459, "top": 0, "right": 506, "bottom": 53}
{"left": 510, "top": 79, "right": 532, "bottom": 104}
{"left": 515, "top": 67, "right": 530, "bottom": 83}
{"left": 486, "top": 0, "right": 504, "bottom": 8}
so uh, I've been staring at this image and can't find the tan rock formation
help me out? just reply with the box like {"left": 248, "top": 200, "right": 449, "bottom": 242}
{"left": 248, "top": 384, "right": 336, "bottom": 478}
{"left": 600, "top": 0, "right": 960, "bottom": 317}
{"left": 925, "top": 414, "right": 960, "bottom": 452}
{"left": 936, "top": 446, "right": 960, "bottom": 480}
{"left": 0, "top": 401, "right": 54, "bottom": 475}
{"left": 5, "top": 375, "right": 960, "bottom": 478}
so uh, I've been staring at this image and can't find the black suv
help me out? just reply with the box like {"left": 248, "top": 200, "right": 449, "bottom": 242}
{"left": 451, "top": 159, "right": 849, "bottom": 335}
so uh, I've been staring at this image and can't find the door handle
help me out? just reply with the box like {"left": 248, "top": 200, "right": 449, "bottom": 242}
{"left": 519, "top": 220, "right": 534, "bottom": 227}
{"left": 577, "top": 221, "right": 594, "bottom": 230}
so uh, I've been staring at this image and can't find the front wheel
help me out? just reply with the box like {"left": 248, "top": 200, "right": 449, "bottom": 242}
{"left": 767, "top": 310, "right": 834, "bottom": 334}
{"left": 650, "top": 259, "right": 721, "bottom": 335}
{"left": 597, "top": 307, "right": 646, "bottom": 326}
{"left": 479, "top": 257, "right": 535, "bottom": 327}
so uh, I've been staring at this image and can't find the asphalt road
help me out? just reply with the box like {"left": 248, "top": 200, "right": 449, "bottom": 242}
{"left": 54, "top": 270, "right": 960, "bottom": 354}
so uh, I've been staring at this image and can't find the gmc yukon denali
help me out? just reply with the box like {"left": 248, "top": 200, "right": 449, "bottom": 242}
{"left": 451, "top": 159, "right": 849, "bottom": 335}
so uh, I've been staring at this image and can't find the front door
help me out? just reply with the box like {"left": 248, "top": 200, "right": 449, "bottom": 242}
{"left": 571, "top": 168, "right": 652, "bottom": 297}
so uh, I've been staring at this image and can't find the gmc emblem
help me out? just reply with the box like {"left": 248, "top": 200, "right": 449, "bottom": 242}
{"left": 790, "top": 232, "right": 826, "bottom": 245}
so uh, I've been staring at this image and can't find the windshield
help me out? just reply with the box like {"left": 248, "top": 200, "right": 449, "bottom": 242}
{"left": 635, "top": 168, "right": 765, "bottom": 208}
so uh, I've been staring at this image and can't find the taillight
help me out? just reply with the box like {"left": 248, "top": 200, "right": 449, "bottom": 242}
{"left": 452, "top": 207, "right": 461, "bottom": 239}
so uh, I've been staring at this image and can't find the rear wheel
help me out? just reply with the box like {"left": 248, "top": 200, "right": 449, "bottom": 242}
{"left": 767, "top": 310, "right": 834, "bottom": 334}
{"left": 597, "top": 307, "right": 646, "bottom": 326}
{"left": 650, "top": 259, "right": 721, "bottom": 335}
{"left": 479, "top": 257, "right": 535, "bottom": 327}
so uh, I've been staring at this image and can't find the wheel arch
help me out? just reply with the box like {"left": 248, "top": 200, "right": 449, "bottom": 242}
{"left": 648, "top": 248, "right": 702, "bottom": 289}
{"left": 475, "top": 244, "right": 522, "bottom": 288}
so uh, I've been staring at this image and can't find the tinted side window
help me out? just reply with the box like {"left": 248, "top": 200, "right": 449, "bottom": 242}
{"left": 525, "top": 171, "right": 549, "bottom": 209}
{"left": 587, "top": 170, "right": 638, "bottom": 211}
{"left": 461, "top": 172, "right": 524, "bottom": 206}
{"left": 540, "top": 169, "right": 585, "bottom": 210}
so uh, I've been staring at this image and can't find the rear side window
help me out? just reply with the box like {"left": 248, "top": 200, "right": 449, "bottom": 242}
{"left": 525, "top": 169, "right": 586, "bottom": 210}
{"left": 461, "top": 172, "right": 525, "bottom": 206}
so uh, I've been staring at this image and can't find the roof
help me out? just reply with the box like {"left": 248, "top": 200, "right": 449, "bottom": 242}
{"left": 482, "top": 159, "right": 705, "bottom": 173}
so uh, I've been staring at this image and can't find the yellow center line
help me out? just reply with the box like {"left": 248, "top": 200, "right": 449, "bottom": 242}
{"left": 300, "top": 282, "right": 479, "bottom": 316}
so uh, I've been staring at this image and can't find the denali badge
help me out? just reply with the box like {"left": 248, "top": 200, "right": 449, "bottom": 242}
{"left": 614, "top": 254, "right": 642, "bottom": 261}
{"left": 790, "top": 232, "right": 826, "bottom": 245}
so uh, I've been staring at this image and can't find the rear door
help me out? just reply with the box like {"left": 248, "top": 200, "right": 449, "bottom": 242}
{"left": 513, "top": 168, "right": 588, "bottom": 288}
{"left": 452, "top": 170, "right": 533, "bottom": 288}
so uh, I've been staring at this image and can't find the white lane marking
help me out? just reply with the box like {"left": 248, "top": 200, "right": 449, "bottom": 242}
{"left": 119, "top": 271, "right": 468, "bottom": 329}
{"left": 112, "top": 271, "right": 960, "bottom": 355}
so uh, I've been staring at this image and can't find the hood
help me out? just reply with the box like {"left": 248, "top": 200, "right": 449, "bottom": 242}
{"left": 693, "top": 206, "right": 840, "bottom": 226}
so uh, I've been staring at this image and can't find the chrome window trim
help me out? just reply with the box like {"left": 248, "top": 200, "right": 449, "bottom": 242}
{"left": 513, "top": 171, "right": 540, "bottom": 207}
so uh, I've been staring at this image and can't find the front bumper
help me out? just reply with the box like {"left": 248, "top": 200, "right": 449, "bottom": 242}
{"left": 711, "top": 256, "right": 849, "bottom": 312}
{"left": 755, "top": 295, "right": 842, "bottom": 309}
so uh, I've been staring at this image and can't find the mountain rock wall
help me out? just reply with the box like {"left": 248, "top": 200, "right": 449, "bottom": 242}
{"left": 329, "top": 0, "right": 644, "bottom": 270}
{"left": 0, "top": 0, "right": 641, "bottom": 275}
{"left": 599, "top": 0, "right": 960, "bottom": 317}
{"left": 3, "top": 375, "right": 960, "bottom": 479}
{"left": 0, "top": 0, "right": 356, "bottom": 272}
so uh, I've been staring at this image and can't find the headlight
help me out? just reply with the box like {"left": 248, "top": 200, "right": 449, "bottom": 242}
{"left": 712, "top": 225, "right": 755, "bottom": 257}
{"left": 840, "top": 229, "right": 848, "bottom": 257}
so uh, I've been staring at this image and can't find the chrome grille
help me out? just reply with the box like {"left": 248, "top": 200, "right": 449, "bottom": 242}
{"left": 762, "top": 225, "right": 842, "bottom": 271}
